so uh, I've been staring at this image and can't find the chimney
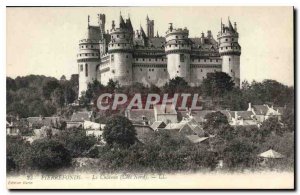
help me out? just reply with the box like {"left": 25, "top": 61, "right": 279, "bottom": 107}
{"left": 247, "top": 102, "right": 252, "bottom": 111}
{"left": 235, "top": 111, "right": 238, "bottom": 120}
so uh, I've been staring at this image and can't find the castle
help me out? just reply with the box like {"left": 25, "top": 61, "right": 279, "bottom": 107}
{"left": 77, "top": 13, "right": 241, "bottom": 96}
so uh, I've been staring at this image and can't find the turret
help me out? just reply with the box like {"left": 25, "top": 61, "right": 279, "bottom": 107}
{"left": 107, "top": 14, "right": 134, "bottom": 85}
{"left": 165, "top": 24, "right": 191, "bottom": 82}
{"left": 77, "top": 15, "right": 100, "bottom": 97}
{"left": 217, "top": 18, "right": 241, "bottom": 86}
{"left": 146, "top": 15, "right": 154, "bottom": 38}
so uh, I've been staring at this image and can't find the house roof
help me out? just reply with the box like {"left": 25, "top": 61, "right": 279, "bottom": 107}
{"left": 185, "top": 135, "right": 209, "bottom": 144}
{"left": 154, "top": 104, "right": 177, "bottom": 115}
{"left": 258, "top": 149, "right": 284, "bottom": 159}
{"left": 128, "top": 109, "right": 155, "bottom": 123}
{"left": 27, "top": 117, "right": 60, "bottom": 127}
{"left": 150, "top": 121, "right": 166, "bottom": 130}
{"left": 148, "top": 37, "right": 166, "bottom": 49}
{"left": 252, "top": 105, "right": 269, "bottom": 115}
{"left": 165, "top": 122, "right": 186, "bottom": 130}
{"left": 274, "top": 106, "right": 285, "bottom": 115}
{"left": 236, "top": 111, "right": 254, "bottom": 120}
{"left": 189, "top": 110, "right": 215, "bottom": 123}
{"left": 71, "top": 112, "right": 92, "bottom": 122}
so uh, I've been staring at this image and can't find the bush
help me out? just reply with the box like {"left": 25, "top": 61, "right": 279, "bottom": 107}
{"left": 29, "top": 139, "right": 71, "bottom": 171}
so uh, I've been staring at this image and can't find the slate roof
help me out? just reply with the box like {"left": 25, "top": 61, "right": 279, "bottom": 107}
{"left": 71, "top": 112, "right": 92, "bottom": 122}
{"left": 236, "top": 111, "right": 254, "bottom": 120}
{"left": 27, "top": 117, "right": 60, "bottom": 127}
{"left": 154, "top": 104, "right": 177, "bottom": 115}
{"left": 128, "top": 109, "right": 155, "bottom": 123}
{"left": 190, "top": 110, "right": 215, "bottom": 123}
{"left": 274, "top": 107, "right": 285, "bottom": 115}
{"left": 150, "top": 121, "right": 166, "bottom": 131}
{"left": 86, "top": 25, "right": 101, "bottom": 40}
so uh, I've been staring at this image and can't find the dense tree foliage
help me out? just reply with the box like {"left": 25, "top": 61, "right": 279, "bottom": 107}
{"left": 55, "top": 128, "right": 97, "bottom": 157}
{"left": 203, "top": 111, "right": 229, "bottom": 135}
{"left": 7, "top": 75, "right": 78, "bottom": 118}
{"left": 103, "top": 115, "right": 137, "bottom": 147}
{"left": 29, "top": 139, "right": 71, "bottom": 171}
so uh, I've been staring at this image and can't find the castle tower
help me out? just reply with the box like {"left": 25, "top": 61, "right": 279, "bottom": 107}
{"left": 146, "top": 15, "right": 154, "bottom": 38}
{"left": 77, "top": 16, "right": 101, "bottom": 97}
{"left": 98, "top": 14, "right": 107, "bottom": 56}
{"left": 165, "top": 23, "right": 191, "bottom": 82}
{"left": 107, "top": 14, "right": 134, "bottom": 85}
{"left": 217, "top": 18, "right": 241, "bottom": 86}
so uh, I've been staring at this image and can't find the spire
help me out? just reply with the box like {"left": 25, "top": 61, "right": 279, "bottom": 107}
{"left": 228, "top": 17, "right": 235, "bottom": 32}
{"left": 119, "top": 12, "right": 125, "bottom": 28}
{"left": 140, "top": 26, "right": 147, "bottom": 38}
{"left": 88, "top": 15, "right": 90, "bottom": 27}
{"left": 156, "top": 31, "right": 159, "bottom": 37}
{"left": 146, "top": 14, "right": 149, "bottom": 21}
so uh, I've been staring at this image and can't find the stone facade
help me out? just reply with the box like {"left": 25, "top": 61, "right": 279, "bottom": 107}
{"left": 77, "top": 14, "right": 241, "bottom": 96}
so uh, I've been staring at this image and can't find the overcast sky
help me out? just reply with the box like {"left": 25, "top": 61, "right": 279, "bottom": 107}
{"left": 7, "top": 6, "right": 293, "bottom": 86}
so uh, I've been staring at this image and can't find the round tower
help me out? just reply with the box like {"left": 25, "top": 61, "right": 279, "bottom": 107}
{"left": 165, "top": 23, "right": 191, "bottom": 82}
{"left": 77, "top": 18, "right": 100, "bottom": 97}
{"left": 107, "top": 15, "right": 133, "bottom": 85}
{"left": 217, "top": 19, "right": 241, "bottom": 86}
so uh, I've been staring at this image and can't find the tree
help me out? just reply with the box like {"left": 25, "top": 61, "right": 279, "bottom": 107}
{"left": 103, "top": 115, "right": 137, "bottom": 147}
{"left": 107, "top": 79, "right": 119, "bottom": 92}
{"left": 260, "top": 117, "right": 284, "bottom": 137}
{"left": 223, "top": 139, "right": 257, "bottom": 169}
{"left": 29, "top": 139, "right": 71, "bottom": 171}
{"left": 202, "top": 72, "right": 234, "bottom": 98}
{"left": 203, "top": 111, "right": 228, "bottom": 135}
{"left": 55, "top": 128, "right": 97, "bottom": 157}
{"left": 163, "top": 76, "right": 189, "bottom": 94}
{"left": 42, "top": 80, "right": 60, "bottom": 99}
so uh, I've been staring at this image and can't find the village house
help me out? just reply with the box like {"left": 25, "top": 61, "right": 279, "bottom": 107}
{"left": 66, "top": 111, "right": 95, "bottom": 128}
{"left": 247, "top": 103, "right": 282, "bottom": 122}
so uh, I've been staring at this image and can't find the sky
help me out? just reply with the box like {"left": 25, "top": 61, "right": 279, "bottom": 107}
{"left": 6, "top": 6, "right": 294, "bottom": 86}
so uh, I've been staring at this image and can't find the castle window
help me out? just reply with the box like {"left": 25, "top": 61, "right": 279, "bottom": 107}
{"left": 140, "top": 69, "right": 142, "bottom": 71}
{"left": 118, "top": 44, "right": 120, "bottom": 46}
{"left": 155, "top": 58, "right": 157, "bottom": 61}
{"left": 210, "top": 59, "right": 212, "bottom": 62}
{"left": 176, "top": 36, "right": 178, "bottom": 38}
{"left": 226, "top": 47, "right": 228, "bottom": 49}
{"left": 80, "top": 65, "right": 83, "bottom": 71}
{"left": 91, "top": 45, "right": 94, "bottom": 48}
{"left": 81, "top": 46, "right": 83, "bottom": 48}
{"left": 85, "top": 64, "right": 88, "bottom": 77}
{"left": 231, "top": 69, "right": 233, "bottom": 72}
{"left": 182, "top": 44, "right": 184, "bottom": 47}
{"left": 201, "top": 69, "right": 202, "bottom": 72}
{"left": 229, "top": 58, "right": 231, "bottom": 62}
{"left": 152, "top": 69, "right": 154, "bottom": 71}
{"left": 164, "top": 69, "right": 166, "bottom": 71}
{"left": 232, "top": 38, "right": 234, "bottom": 41}
{"left": 221, "top": 47, "right": 223, "bottom": 50}
{"left": 117, "top": 35, "right": 119, "bottom": 38}
{"left": 204, "top": 59, "right": 206, "bottom": 62}
{"left": 80, "top": 54, "right": 82, "bottom": 57}
{"left": 216, "top": 59, "right": 218, "bottom": 62}
{"left": 85, "top": 54, "right": 87, "bottom": 56}
{"left": 149, "top": 76, "right": 150, "bottom": 79}
{"left": 92, "top": 53, "right": 94, "bottom": 56}
{"left": 126, "top": 55, "right": 128, "bottom": 58}
{"left": 143, "top": 59, "right": 145, "bottom": 61}
{"left": 149, "top": 69, "right": 151, "bottom": 71}
{"left": 177, "top": 71, "right": 179, "bottom": 73}
{"left": 175, "top": 44, "right": 178, "bottom": 47}
{"left": 180, "top": 54, "right": 184, "bottom": 62}
{"left": 127, "top": 70, "right": 129, "bottom": 73}
{"left": 225, "top": 38, "right": 228, "bottom": 41}
{"left": 198, "top": 59, "right": 200, "bottom": 62}
{"left": 149, "top": 59, "right": 151, "bottom": 61}
{"left": 179, "top": 65, "right": 181, "bottom": 68}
